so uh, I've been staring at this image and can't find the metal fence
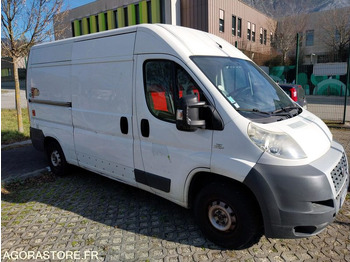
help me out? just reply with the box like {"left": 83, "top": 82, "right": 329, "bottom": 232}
{"left": 269, "top": 63, "right": 349, "bottom": 123}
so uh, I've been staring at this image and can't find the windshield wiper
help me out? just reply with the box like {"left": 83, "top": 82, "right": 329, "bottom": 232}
{"left": 272, "top": 105, "right": 302, "bottom": 115}
{"left": 237, "top": 106, "right": 302, "bottom": 119}
{"left": 236, "top": 108, "right": 271, "bottom": 115}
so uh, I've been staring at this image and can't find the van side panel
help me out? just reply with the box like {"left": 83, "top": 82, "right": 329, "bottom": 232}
{"left": 30, "top": 42, "right": 72, "bottom": 64}
{"left": 71, "top": 33, "right": 136, "bottom": 185}
{"left": 28, "top": 43, "right": 76, "bottom": 164}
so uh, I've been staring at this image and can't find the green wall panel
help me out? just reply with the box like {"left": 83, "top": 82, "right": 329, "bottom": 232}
{"left": 89, "top": 15, "right": 97, "bottom": 33}
{"left": 98, "top": 13, "right": 106, "bottom": 31}
{"left": 107, "top": 10, "right": 115, "bottom": 30}
{"left": 139, "top": 1, "right": 148, "bottom": 23}
{"left": 117, "top": 7, "right": 125, "bottom": 28}
{"left": 128, "top": 4, "right": 136, "bottom": 26}
{"left": 73, "top": 20, "right": 81, "bottom": 36}
{"left": 81, "top": 17, "right": 89, "bottom": 35}
{"left": 151, "top": 0, "right": 161, "bottom": 23}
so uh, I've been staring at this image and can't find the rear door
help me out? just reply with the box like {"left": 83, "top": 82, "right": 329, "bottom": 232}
{"left": 133, "top": 54, "right": 213, "bottom": 203}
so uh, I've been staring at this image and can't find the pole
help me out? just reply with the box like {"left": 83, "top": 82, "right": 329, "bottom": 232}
{"left": 295, "top": 33, "right": 300, "bottom": 85}
{"left": 343, "top": 39, "right": 350, "bottom": 124}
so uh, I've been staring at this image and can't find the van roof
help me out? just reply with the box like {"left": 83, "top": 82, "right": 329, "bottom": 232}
{"left": 30, "top": 24, "right": 248, "bottom": 63}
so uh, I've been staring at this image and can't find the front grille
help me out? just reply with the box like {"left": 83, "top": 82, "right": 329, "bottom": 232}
{"left": 331, "top": 153, "right": 348, "bottom": 194}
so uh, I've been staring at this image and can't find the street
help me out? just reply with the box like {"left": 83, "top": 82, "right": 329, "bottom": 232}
{"left": 1, "top": 144, "right": 47, "bottom": 182}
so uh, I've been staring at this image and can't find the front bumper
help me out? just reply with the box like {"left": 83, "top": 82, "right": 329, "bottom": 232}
{"left": 243, "top": 141, "right": 349, "bottom": 238}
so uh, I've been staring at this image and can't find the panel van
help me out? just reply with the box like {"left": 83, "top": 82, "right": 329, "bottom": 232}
{"left": 27, "top": 24, "right": 349, "bottom": 249}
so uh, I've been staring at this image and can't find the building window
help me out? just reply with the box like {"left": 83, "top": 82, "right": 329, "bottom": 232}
{"left": 259, "top": 27, "right": 263, "bottom": 44}
{"left": 219, "top": 9, "right": 224, "bottom": 32}
{"left": 1, "top": 68, "right": 12, "bottom": 77}
{"left": 95, "top": 15, "right": 99, "bottom": 32}
{"left": 104, "top": 13, "right": 108, "bottom": 30}
{"left": 85, "top": 17, "right": 91, "bottom": 34}
{"left": 263, "top": 29, "right": 267, "bottom": 45}
{"left": 252, "top": 23, "right": 256, "bottom": 42}
{"left": 124, "top": 7, "right": 128, "bottom": 26}
{"left": 270, "top": 32, "right": 273, "bottom": 46}
{"left": 114, "top": 10, "right": 118, "bottom": 28}
{"left": 306, "top": 30, "right": 314, "bottom": 46}
{"left": 237, "top": 18, "right": 242, "bottom": 37}
{"left": 247, "top": 22, "right": 251, "bottom": 41}
{"left": 335, "top": 29, "right": 340, "bottom": 43}
{"left": 135, "top": 4, "right": 140, "bottom": 24}
{"left": 232, "top": 15, "right": 236, "bottom": 36}
{"left": 147, "top": 0, "right": 152, "bottom": 23}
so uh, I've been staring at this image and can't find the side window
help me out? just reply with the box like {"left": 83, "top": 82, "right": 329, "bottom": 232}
{"left": 144, "top": 60, "right": 206, "bottom": 123}
{"left": 177, "top": 67, "right": 203, "bottom": 102}
{"left": 144, "top": 60, "right": 175, "bottom": 122}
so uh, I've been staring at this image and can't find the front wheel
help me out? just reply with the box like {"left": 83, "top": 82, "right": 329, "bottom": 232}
{"left": 46, "top": 140, "right": 68, "bottom": 176}
{"left": 194, "top": 183, "right": 262, "bottom": 249}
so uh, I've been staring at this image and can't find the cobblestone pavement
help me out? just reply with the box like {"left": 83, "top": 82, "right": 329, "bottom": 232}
{"left": 2, "top": 129, "right": 350, "bottom": 262}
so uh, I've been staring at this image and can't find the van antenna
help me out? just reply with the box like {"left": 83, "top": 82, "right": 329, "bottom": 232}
{"left": 216, "top": 42, "right": 223, "bottom": 49}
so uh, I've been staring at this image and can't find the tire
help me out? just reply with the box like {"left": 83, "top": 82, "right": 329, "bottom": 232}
{"left": 46, "top": 140, "right": 68, "bottom": 176}
{"left": 194, "top": 182, "right": 262, "bottom": 249}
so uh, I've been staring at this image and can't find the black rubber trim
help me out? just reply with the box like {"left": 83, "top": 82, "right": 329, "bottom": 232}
{"left": 135, "top": 169, "right": 171, "bottom": 193}
{"left": 29, "top": 99, "right": 72, "bottom": 107}
{"left": 30, "top": 127, "right": 45, "bottom": 151}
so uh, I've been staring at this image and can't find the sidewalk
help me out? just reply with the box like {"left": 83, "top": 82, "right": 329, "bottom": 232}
{"left": 1, "top": 89, "right": 27, "bottom": 109}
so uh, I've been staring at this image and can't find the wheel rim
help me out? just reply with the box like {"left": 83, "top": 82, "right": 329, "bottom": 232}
{"left": 208, "top": 201, "right": 236, "bottom": 232}
{"left": 50, "top": 150, "right": 61, "bottom": 167}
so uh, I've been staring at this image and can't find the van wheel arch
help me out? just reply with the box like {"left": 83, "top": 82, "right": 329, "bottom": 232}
{"left": 188, "top": 172, "right": 259, "bottom": 209}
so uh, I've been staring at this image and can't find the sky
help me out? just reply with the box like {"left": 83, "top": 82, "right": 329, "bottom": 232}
{"left": 64, "top": 0, "right": 96, "bottom": 10}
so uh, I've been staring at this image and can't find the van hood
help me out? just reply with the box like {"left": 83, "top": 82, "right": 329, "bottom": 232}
{"left": 254, "top": 110, "right": 332, "bottom": 164}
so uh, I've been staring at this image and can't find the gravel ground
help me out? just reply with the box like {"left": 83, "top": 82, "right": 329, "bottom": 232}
{"left": 1, "top": 128, "right": 350, "bottom": 262}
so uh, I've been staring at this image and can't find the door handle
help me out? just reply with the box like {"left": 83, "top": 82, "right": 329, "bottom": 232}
{"left": 120, "top": 117, "right": 128, "bottom": 134}
{"left": 141, "top": 119, "right": 150, "bottom": 137}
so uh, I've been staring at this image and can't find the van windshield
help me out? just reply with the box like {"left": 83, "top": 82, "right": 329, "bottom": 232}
{"left": 191, "top": 56, "right": 300, "bottom": 122}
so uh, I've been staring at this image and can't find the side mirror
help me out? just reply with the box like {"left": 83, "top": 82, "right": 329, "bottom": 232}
{"left": 176, "top": 95, "right": 206, "bottom": 131}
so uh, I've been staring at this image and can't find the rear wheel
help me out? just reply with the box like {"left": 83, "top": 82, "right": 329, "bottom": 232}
{"left": 194, "top": 183, "right": 262, "bottom": 249}
{"left": 46, "top": 140, "right": 68, "bottom": 176}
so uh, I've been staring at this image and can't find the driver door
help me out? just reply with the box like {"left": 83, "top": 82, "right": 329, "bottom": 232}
{"left": 133, "top": 55, "right": 213, "bottom": 203}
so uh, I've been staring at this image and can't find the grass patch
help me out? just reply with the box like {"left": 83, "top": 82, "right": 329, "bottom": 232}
{"left": 1, "top": 109, "right": 30, "bottom": 144}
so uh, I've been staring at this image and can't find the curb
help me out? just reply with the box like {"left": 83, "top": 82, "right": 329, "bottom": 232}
{"left": 326, "top": 122, "right": 350, "bottom": 129}
{"left": 1, "top": 167, "right": 50, "bottom": 186}
{"left": 1, "top": 140, "right": 32, "bottom": 150}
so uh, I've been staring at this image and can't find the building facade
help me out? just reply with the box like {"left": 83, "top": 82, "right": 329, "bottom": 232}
{"left": 294, "top": 7, "right": 350, "bottom": 64}
{"left": 181, "top": 0, "right": 276, "bottom": 56}
{"left": 54, "top": 0, "right": 349, "bottom": 66}
{"left": 54, "top": 0, "right": 276, "bottom": 63}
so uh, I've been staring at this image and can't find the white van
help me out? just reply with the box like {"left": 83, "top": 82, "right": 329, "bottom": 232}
{"left": 27, "top": 24, "right": 349, "bottom": 249}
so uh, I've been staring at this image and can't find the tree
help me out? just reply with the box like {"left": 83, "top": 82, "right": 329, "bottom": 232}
{"left": 1, "top": 0, "right": 64, "bottom": 133}
{"left": 320, "top": 8, "right": 350, "bottom": 62}
{"left": 270, "top": 14, "right": 307, "bottom": 65}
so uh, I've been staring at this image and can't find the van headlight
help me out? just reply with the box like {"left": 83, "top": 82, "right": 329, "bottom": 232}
{"left": 248, "top": 123, "right": 307, "bottom": 159}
